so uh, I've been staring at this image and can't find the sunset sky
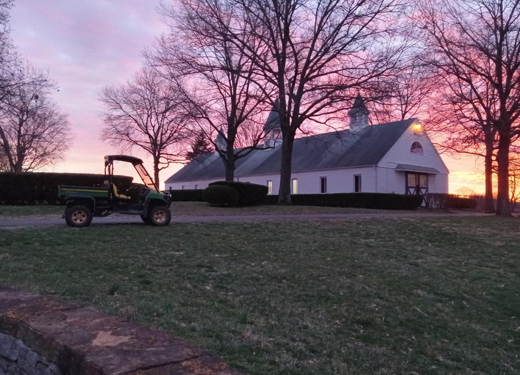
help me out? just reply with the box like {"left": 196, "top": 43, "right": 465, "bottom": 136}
{"left": 10, "top": 0, "right": 486, "bottom": 193}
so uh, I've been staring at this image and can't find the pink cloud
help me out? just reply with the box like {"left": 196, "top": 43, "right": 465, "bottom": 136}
{"left": 8, "top": 0, "right": 182, "bottom": 185}
{"left": 8, "top": 1, "right": 484, "bottom": 193}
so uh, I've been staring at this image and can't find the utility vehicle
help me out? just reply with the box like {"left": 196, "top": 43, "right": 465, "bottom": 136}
{"left": 58, "top": 155, "right": 172, "bottom": 227}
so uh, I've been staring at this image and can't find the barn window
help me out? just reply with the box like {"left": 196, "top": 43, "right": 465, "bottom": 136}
{"left": 292, "top": 179, "right": 299, "bottom": 194}
{"left": 411, "top": 142, "right": 424, "bottom": 154}
{"left": 320, "top": 177, "right": 327, "bottom": 193}
{"left": 354, "top": 175, "right": 362, "bottom": 192}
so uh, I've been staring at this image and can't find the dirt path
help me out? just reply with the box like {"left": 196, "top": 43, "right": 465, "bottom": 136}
{"left": 0, "top": 211, "right": 492, "bottom": 228}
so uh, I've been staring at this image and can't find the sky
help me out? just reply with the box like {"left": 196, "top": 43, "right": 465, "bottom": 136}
{"left": 9, "top": 0, "right": 486, "bottom": 193}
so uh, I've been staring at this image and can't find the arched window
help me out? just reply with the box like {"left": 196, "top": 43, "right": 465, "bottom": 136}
{"left": 411, "top": 142, "right": 424, "bottom": 154}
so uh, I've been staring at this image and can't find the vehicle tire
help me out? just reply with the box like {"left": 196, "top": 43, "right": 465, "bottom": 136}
{"left": 140, "top": 214, "right": 151, "bottom": 224}
{"left": 149, "top": 206, "right": 171, "bottom": 226}
{"left": 65, "top": 205, "right": 93, "bottom": 228}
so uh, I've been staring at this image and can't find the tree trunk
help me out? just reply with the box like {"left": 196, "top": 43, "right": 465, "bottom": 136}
{"left": 12, "top": 163, "right": 22, "bottom": 173}
{"left": 153, "top": 157, "right": 160, "bottom": 190}
{"left": 496, "top": 133, "right": 511, "bottom": 216}
{"left": 225, "top": 147, "right": 235, "bottom": 182}
{"left": 484, "top": 138, "right": 495, "bottom": 213}
{"left": 278, "top": 135, "right": 294, "bottom": 205}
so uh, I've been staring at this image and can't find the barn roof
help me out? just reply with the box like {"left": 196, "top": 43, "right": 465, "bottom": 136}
{"left": 165, "top": 118, "right": 416, "bottom": 184}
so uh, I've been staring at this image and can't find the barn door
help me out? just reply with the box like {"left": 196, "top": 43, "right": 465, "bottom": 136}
{"left": 406, "top": 172, "right": 428, "bottom": 205}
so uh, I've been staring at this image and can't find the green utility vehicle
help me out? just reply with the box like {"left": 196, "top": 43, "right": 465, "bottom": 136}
{"left": 58, "top": 155, "right": 172, "bottom": 228}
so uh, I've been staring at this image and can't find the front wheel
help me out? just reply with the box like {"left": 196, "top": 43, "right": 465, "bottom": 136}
{"left": 65, "top": 205, "right": 93, "bottom": 228}
{"left": 149, "top": 206, "right": 171, "bottom": 226}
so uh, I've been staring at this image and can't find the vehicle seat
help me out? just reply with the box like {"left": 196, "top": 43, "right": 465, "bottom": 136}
{"left": 112, "top": 184, "right": 131, "bottom": 200}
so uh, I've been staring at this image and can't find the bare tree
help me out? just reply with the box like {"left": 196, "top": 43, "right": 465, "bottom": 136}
{"left": 182, "top": 0, "right": 405, "bottom": 203}
{"left": 0, "top": 145, "right": 8, "bottom": 171}
{"left": 508, "top": 147, "right": 520, "bottom": 212}
{"left": 100, "top": 67, "right": 190, "bottom": 187}
{"left": 367, "top": 62, "right": 436, "bottom": 124}
{"left": 149, "top": 1, "right": 271, "bottom": 181}
{"left": 0, "top": 64, "right": 71, "bottom": 172}
{"left": 428, "top": 90, "right": 499, "bottom": 212}
{"left": 417, "top": 0, "right": 520, "bottom": 216}
{"left": 0, "top": 0, "right": 15, "bottom": 99}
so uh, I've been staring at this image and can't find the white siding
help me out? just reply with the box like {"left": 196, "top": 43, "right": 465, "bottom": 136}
{"left": 377, "top": 122, "right": 449, "bottom": 194}
{"left": 167, "top": 168, "right": 376, "bottom": 194}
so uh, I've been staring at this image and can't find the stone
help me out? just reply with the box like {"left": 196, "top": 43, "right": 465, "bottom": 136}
{"left": 0, "top": 285, "right": 242, "bottom": 375}
{"left": 0, "top": 331, "right": 63, "bottom": 375}
{"left": 0, "top": 332, "right": 20, "bottom": 361}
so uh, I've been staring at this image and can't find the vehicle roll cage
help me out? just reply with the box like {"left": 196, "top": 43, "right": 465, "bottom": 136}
{"left": 104, "top": 155, "right": 159, "bottom": 192}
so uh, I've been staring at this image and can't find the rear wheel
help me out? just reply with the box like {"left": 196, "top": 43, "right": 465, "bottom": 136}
{"left": 149, "top": 206, "right": 171, "bottom": 226}
{"left": 65, "top": 205, "right": 93, "bottom": 228}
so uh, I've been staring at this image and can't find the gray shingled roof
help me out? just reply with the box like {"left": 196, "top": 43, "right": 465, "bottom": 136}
{"left": 166, "top": 119, "right": 416, "bottom": 183}
{"left": 395, "top": 164, "right": 440, "bottom": 174}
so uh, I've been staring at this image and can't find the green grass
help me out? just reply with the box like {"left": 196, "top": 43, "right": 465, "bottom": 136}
{"left": 1, "top": 217, "right": 519, "bottom": 374}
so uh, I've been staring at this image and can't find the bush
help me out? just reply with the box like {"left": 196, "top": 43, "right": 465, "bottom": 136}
{"left": 169, "top": 189, "right": 205, "bottom": 202}
{"left": 209, "top": 181, "right": 268, "bottom": 206}
{"left": 203, "top": 185, "right": 240, "bottom": 206}
{"left": 265, "top": 192, "right": 422, "bottom": 210}
{"left": 0, "top": 172, "right": 133, "bottom": 205}
{"left": 449, "top": 196, "right": 478, "bottom": 209}
{"left": 425, "top": 193, "right": 478, "bottom": 210}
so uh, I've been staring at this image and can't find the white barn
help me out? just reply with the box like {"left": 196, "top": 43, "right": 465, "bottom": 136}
{"left": 165, "top": 96, "right": 449, "bottom": 197}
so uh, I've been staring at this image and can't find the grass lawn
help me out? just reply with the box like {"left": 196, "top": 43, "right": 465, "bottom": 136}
{"left": 0, "top": 205, "right": 63, "bottom": 219}
{"left": 170, "top": 202, "right": 391, "bottom": 216}
{"left": 0, "top": 217, "right": 519, "bottom": 374}
{"left": 0, "top": 202, "right": 392, "bottom": 220}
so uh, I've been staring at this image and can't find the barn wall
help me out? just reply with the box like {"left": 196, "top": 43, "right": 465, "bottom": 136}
{"left": 377, "top": 123, "right": 449, "bottom": 194}
{"left": 167, "top": 167, "right": 378, "bottom": 195}
{"left": 166, "top": 123, "right": 450, "bottom": 195}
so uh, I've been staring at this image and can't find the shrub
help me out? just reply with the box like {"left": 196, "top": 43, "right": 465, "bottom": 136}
{"left": 203, "top": 185, "right": 240, "bottom": 206}
{"left": 447, "top": 196, "right": 478, "bottom": 209}
{"left": 425, "top": 193, "right": 477, "bottom": 210}
{"left": 0, "top": 172, "right": 133, "bottom": 205}
{"left": 169, "top": 189, "right": 205, "bottom": 202}
{"left": 209, "top": 181, "right": 268, "bottom": 206}
{"left": 265, "top": 192, "right": 422, "bottom": 210}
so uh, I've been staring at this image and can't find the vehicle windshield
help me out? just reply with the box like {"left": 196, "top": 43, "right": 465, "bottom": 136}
{"left": 134, "top": 163, "right": 158, "bottom": 191}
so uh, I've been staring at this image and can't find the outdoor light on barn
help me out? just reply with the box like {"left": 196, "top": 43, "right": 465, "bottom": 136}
{"left": 414, "top": 123, "right": 423, "bottom": 134}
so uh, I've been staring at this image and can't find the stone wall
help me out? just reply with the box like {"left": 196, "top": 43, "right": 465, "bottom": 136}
{"left": 0, "top": 286, "right": 239, "bottom": 375}
{"left": 0, "top": 333, "right": 61, "bottom": 375}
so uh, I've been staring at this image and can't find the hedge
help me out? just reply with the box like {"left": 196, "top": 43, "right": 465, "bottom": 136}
{"left": 265, "top": 192, "right": 422, "bottom": 210}
{"left": 0, "top": 172, "right": 133, "bottom": 205}
{"left": 203, "top": 185, "right": 240, "bottom": 206}
{"left": 425, "top": 193, "right": 478, "bottom": 210}
{"left": 209, "top": 181, "right": 268, "bottom": 206}
{"left": 168, "top": 189, "right": 205, "bottom": 202}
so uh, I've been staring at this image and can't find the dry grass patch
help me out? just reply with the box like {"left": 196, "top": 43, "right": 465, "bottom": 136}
{"left": 0, "top": 217, "right": 519, "bottom": 374}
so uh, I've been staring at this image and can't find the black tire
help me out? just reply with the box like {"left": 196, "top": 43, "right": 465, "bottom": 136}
{"left": 140, "top": 214, "right": 151, "bottom": 224}
{"left": 65, "top": 205, "right": 93, "bottom": 228}
{"left": 148, "top": 206, "right": 171, "bottom": 226}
